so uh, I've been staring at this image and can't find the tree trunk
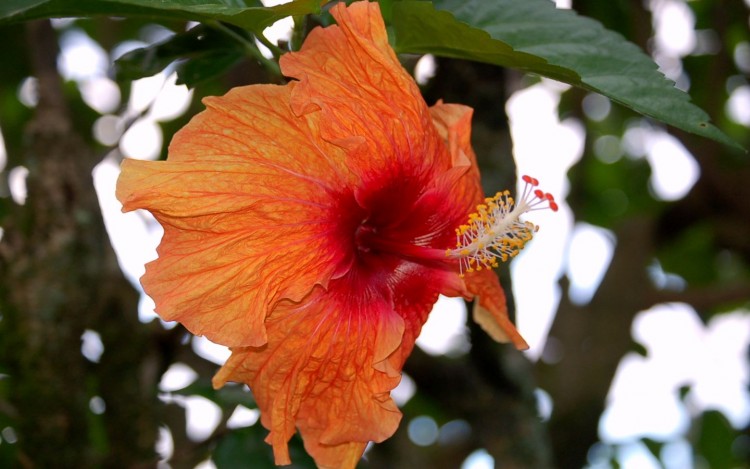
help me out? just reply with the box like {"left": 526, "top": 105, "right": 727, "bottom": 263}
{"left": 0, "top": 20, "right": 159, "bottom": 468}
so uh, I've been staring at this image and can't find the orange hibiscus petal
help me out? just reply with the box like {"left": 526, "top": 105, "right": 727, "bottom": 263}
{"left": 280, "top": 2, "right": 446, "bottom": 179}
{"left": 465, "top": 269, "right": 529, "bottom": 350}
{"left": 116, "top": 85, "right": 355, "bottom": 347}
{"left": 428, "top": 101, "right": 483, "bottom": 211}
{"left": 212, "top": 285, "right": 405, "bottom": 468}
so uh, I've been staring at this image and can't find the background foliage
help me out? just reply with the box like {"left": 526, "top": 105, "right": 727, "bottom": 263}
{"left": 0, "top": 0, "right": 748, "bottom": 467}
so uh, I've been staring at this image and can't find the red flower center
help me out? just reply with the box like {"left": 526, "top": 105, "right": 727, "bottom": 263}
{"left": 334, "top": 172, "right": 454, "bottom": 279}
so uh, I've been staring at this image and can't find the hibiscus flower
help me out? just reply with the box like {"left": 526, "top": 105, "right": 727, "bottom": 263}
{"left": 116, "top": 2, "right": 555, "bottom": 467}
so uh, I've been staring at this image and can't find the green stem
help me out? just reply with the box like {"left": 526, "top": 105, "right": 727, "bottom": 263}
{"left": 254, "top": 30, "right": 286, "bottom": 57}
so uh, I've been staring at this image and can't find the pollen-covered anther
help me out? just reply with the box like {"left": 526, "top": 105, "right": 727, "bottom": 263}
{"left": 447, "top": 175, "right": 558, "bottom": 276}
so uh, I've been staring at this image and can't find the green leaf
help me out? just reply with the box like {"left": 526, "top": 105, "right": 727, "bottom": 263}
{"left": 214, "top": 427, "right": 316, "bottom": 469}
{"left": 695, "top": 410, "right": 744, "bottom": 468}
{"left": 115, "top": 24, "right": 244, "bottom": 86}
{"left": 391, "top": 0, "right": 742, "bottom": 150}
{"left": 171, "top": 378, "right": 257, "bottom": 408}
{"left": 213, "top": 426, "right": 277, "bottom": 469}
{"left": 175, "top": 50, "right": 244, "bottom": 86}
{"left": 657, "top": 223, "right": 718, "bottom": 286}
{"left": 0, "top": 0, "right": 320, "bottom": 33}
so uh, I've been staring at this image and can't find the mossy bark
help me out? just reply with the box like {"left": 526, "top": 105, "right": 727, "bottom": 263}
{"left": 0, "top": 20, "right": 159, "bottom": 467}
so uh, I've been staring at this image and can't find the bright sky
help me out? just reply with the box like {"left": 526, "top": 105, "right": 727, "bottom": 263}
{"left": 2, "top": 1, "right": 748, "bottom": 468}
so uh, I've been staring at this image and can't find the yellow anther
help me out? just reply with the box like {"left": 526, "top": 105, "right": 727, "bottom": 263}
{"left": 447, "top": 175, "right": 557, "bottom": 277}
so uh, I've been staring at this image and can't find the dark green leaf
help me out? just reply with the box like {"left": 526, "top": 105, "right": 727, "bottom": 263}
{"left": 657, "top": 223, "right": 718, "bottom": 286}
{"left": 213, "top": 427, "right": 316, "bottom": 469}
{"left": 115, "top": 24, "right": 244, "bottom": 86}
{"left": 0, "top": 0, "right": 321, "bottom": 34}
{"left": 172, "top": 379, "right": 257, "bottom": 408}
{"left": 391, "top": 0, "right": 742, "bottom": 150}
{"left": 213, "top": 426, "right": 277, "bottom": 469}
{"left": 640, "top": 438, "right": 663, "bottom": 459}
{"left": 695, "top": 410, "right": 744, "bottom": 468}
{"left": 568, "top": 154, "right": 658, "bottom": 227}
{"left": 175, "top": 50, "right": 244, "bottom": 86}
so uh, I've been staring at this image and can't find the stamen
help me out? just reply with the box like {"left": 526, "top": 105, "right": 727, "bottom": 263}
{"left": 446, "top": 175, "right": 558, "bottom": 277}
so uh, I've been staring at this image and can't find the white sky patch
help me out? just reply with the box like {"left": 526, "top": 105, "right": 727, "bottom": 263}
{"left": 261, "top": 0, "right": 292, "bottom": 6}
{"left": 58, "top": 29, "right": 109, "bottom": 81}
{"left": 158, "top": 394, "right": 221, "bottom": 443}
{"left": 17, "top": 77, "right": 38, "bottom": 107}
{"left": 416, "top": 295, "right": 469, "bottom": 356}
{"left": 686, "top": 310, "right": 750, "bottom": 427}
{"left": 50, "top": 18, "right": 76, "bottom": 29}
{"left": 565, "top": 223, "right": 615, "bottom": 305}
{"left": 254, "top": 38, "right": 274, "bottom": 60}
{"left": 184, "top": 395, "right": 222, "bottom": 441}
{"left": 81, "top": 329, "right": 105, "bottom": 363}
{"left": 8, "top": 166, "right": 29, "bottom": 205}
{"left": 408, "top": 415, "right": 439, "bottom": 446}
{"left": 506, "top": 81, "right": 584, "bottom": 358}
{"left": 94, "top": 115, "right": 126, "bottom": 146}
{"left": 92, "top": 152, "right": 162, "bottom": 289}
{"left": 264, "top": 15, "right": 294, "bottom": 45}
{"left": 734, "top": 42, "right": 750, "bottom": 74}
{"left": 195, "top": 460, "right": 218, "bottom": 469}
{"left": 120, "top": 72, "right": 192, "bottom": 159}
{"left": 111, "top": 39, "right": 149, "bottom": 62}
{"left": 139, "top": 23, "right": 175, "bottom": 45}
{"left": 616, "top": 441, "right": 662, "bottom": 469}
{"left": 462, "top": 449, "right": 495, "bottom": 469}
{"left": 392, "top": 373, "right": 416, "bottom": 406}
{"left": 594, "top": 134, "right": 624, "bottom": 164}
{"left": 120, "top": 118, "right": 163, "bottom": 160}
{"left": 622, "top": 122, "right": 700, "bottom": 201}
{"left": 0, "top": 125, "right": 6, "bottom": 171}
{"left": 227, "top": 405, "right": 260, "bottom": 429}
{"left": 650, "top": 0, "right": 696, "bottom": 57}
{"left": 535, "top": 388, "right": 554, "bottom": 421}
{"left": 28, "top": 55, "right": 126, "bottom": 145}
{"left": 601, "top": 352, "right": 692, "bottom": 441}
{"left": 645, "top": 132, "right": 700, "bottom": 201}
{"left": 79, "top": 77, "right": 121, "bottom": 114}
{"left": 129, "top": 73, "right": 169, "bottom": 114}
{"left": 415, "top": 54, "right": 437, "bottom": 85}
{"left": 139, "top": 293, "right": 160, "bottom": 324}
{"left": 260, "top": 0, "right": 294, "bottom": 54}
{"left": 89, "top": 396, "right": 106, "bottom": 414}
{"left": 726, "top": 85, "right": 750, "bottom": 126}
{"left": 622, "top": 121, "right": 652, "bottom": 157}
{"left": 602, "top": 304, "right": 750, "bottom": 442}
{"left": 156, "top": 426, "right": 174, "bottom": 461}
{"left": 192, "top": 336, "right": 232, "bottom": 365}
{"left": 150, "top": 73, "right": 193, "bottom": 122}
{"left": 582, "top": 93, "right": 612, "bottom": 122}
{"left": 652, "top": 51, "right": 685, "bottom": 85}
{"left": 160, "top": 363, "right": 199, "bottom": 392}
{"left": 661, "top": 439, "right": 693, "bottom": 469}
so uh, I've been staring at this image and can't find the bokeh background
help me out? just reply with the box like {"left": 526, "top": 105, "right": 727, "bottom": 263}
{"left": 1, "top": 0, "right": 749, "bottom": 467}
